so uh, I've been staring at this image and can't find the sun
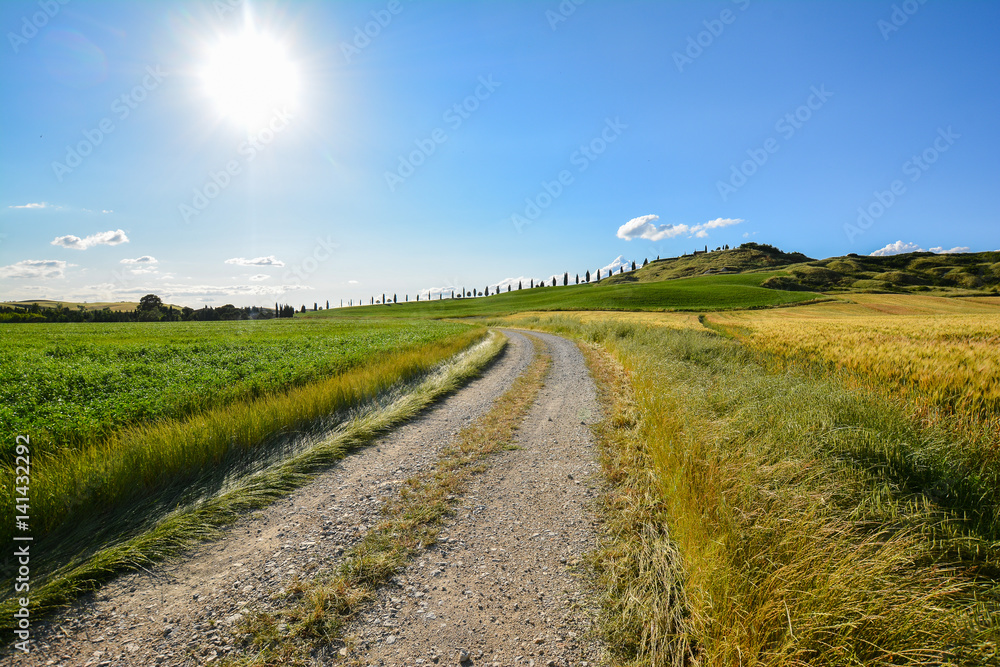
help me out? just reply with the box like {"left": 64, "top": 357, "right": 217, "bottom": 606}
{"left": 200, "top": 31, "right": 299, "bottom": 130}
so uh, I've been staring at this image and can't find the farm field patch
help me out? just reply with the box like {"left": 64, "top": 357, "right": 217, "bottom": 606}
{"left": 0, "top": 318, "right": 472, "bottom": 455}
{"left": 707, "top": 295, "right": 1000, "bottom": 427}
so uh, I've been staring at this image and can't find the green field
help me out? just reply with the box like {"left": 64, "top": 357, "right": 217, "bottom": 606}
{"left": 0, "top": 318, "right": 471, "bottom": 456}
{"left": 308, "top": 272, "right": 821, "bottom": 320}
{"left": 0, "top": 319, "right": 488, "bottom": 625}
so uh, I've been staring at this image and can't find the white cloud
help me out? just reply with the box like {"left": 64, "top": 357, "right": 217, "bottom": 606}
{"left": 617, "top": 215, "right": 743, "bottom": 241}
{"left": 870, "top": 241, "right": 924, "bottom": 256}
{"left": 120, "top": 255, "right": 158, "bottom": 265}
{"left": 0, "top": 259, "right": 72, "bottom": 279}
{"left": 871, "top": 241, "right": 977, "bottom": 257}
{"left": 8, "top": 202, "right": 52, "bottom": 209}
{"left": 617, "top": 215, "right": 689, "bottom": 241}
{"left": 348, "top": 279, "right": 359, "bottom": 285}
{"left": 249, "top": 274, "right": 270, "bottom": 281}
{"left": 598, "top": 255, "right": 633, "bottom": 275}
{"left": 156, "top": 282, "right": 307, "bottom": 297}
{"left": 697, "top": 217, "right": 743, "bottom": 232}
{"left": 225, "top": 255, "right": 286, "bottom": 268}
{"left": 51, "top": 229, "right": 129, "bottom": 250}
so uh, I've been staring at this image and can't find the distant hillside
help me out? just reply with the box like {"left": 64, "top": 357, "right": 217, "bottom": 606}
{"left": 603, "top": 243, "right": 813, "bottom": 285}
{"left": 601, "top": 243, "right": 1000, "bottom": 295}
{"left": 769, "top": 251, "right": 1000, "bottom": 293}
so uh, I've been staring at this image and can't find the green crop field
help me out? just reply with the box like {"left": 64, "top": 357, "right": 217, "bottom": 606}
{"left": 0, "top": 318, "right": 471, "bottom": 456}
{"left": 0, "top": 318, "right": 487, "bottom": 624}
{"left": 307, "top": 272, "right": 821, "bottom": 320}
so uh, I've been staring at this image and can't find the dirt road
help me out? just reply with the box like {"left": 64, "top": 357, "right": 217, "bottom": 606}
{"left": 14, "top": 331, "right": 605, "bottom": 667}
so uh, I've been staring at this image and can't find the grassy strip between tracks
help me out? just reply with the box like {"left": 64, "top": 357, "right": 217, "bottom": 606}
{"left": 0, "top": 329, "right": 499, "bottom": 635}
{"left": 506, "top": 314, "right": 999, "bottom": 666}
{"left": 226, "top": 335, "right": 550, "bottom": 666}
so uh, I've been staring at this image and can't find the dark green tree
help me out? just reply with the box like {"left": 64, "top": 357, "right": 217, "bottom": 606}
{"left": 138, "top": 294, "right": 163, "bottom": 312}
{"left": 585, "top": 270, "right": 590, "bottom": 282}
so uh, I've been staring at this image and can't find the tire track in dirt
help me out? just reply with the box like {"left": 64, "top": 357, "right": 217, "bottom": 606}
{"left": 346, "top": 331, "right": 605, "bottom": 667}
{"left": 12, "top": 333, "right": 536, "bottom": 667}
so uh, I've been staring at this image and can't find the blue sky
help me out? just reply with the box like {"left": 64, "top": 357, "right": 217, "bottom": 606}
{"left": 1, "top": 0, "right": 997, "bottom": 307}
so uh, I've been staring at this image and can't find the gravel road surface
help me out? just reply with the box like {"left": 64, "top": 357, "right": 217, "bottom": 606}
{"left": 12, "top": 330, "right": 604, "bottom": 667}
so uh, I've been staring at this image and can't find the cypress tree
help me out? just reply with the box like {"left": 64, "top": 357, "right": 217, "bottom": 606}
{"left": 585, "top": 270, "right": 590, "bottom": 282}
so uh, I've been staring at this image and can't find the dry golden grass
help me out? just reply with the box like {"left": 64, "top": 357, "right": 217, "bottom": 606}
{"left": 567, "top": 320, "right": 1000, "bottom": 666}
{"left": 708, "top": 295, "right": 1000, "bottom": 432}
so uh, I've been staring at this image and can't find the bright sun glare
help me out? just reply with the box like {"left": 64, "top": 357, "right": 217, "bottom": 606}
{"left": 201, "top": 31, "right": 299, "bottom": 129}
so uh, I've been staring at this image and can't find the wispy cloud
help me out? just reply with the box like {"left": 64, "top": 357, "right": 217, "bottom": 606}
{"left": 120, "top": 255, "right": 158, "bottom": 265}
{"left": 157, "top": 282, "right": 308, "bottom": 297}
{"left": 51, "top": 229, "right": 129, "bottom": 250}
{"left": 598, "top": 255, "right": 633, "bottom": 275}
{"left": 225, "top": 255, "right": 285, "bottom": 267}
{"left": 617, "top": 215, "right": 743, "bottom": 241}
{"left": 0, "top": 259, "right": 72, "bottom": 279}
{"left": 249, "top": 274, "right": 270, "bottom": 281}
{"left": 8, "top": 202, "right": 58, "bottom": 210}
{"left": 692, "top": 217, "right": 744, "bottom": 238}
{"left": 870, "top": 241, "right": 972, "bottom": 256}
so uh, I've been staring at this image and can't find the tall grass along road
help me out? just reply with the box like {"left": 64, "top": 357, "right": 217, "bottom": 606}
{"left": 504, "top": 314, "right": 999, "bottom": 666}
{"left": 0, "top": 323, "right": 489, "bottom": 637}
{"left": 11, "top": 331, "right": 543, "bottom": 664}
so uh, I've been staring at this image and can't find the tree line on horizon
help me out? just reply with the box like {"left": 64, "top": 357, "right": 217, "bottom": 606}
{"left": 3, "top": 244, "right": 762, "bottom": 322}
{"left": 0, "top": 294, "right": 284, "bottom": 324}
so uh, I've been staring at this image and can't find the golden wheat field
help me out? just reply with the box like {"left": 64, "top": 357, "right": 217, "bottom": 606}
{"left": 707, "top": 294, "right": 1000, "bottom": 425}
